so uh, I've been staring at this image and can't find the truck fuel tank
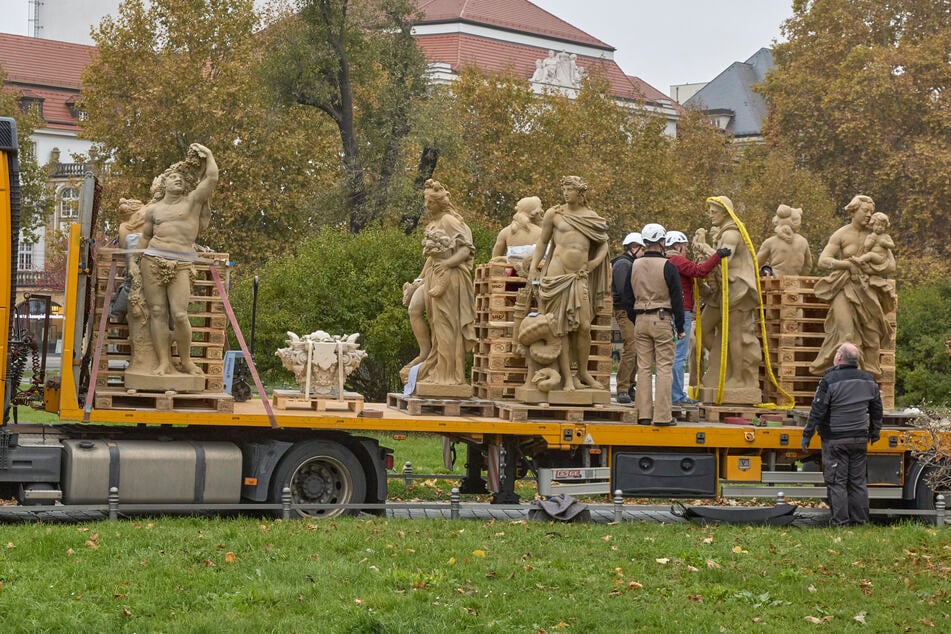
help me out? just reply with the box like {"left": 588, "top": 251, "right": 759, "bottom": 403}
{"left": 62, "top": 439, "right": 242, "bottom": 504}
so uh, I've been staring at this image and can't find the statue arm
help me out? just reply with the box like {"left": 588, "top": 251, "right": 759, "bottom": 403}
{"left": 802, "top": 242, "right": 814, "bottom": 275}
{"left": 817, "top": 233, "right": 851, "bottom": 271}
{"left": 139, "top": 207, "right": 154, "bottom": 250}
{"left": 587, "top": 240, "right": 609, "bottom": 273}
{"left": 529, "top": 209, "right": 555, "bottom": 280}
{"left": 438, "top": 244, "right": 472, "bottom": 269}
{"left": 491, "top": 227, "right": 509, "bottom": 258}
{"left": 190, "top": 143, "right": 219, "bottom": 205}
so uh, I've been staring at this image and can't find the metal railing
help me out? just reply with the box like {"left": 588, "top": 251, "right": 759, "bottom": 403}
{"left": 0, "top": 488, "right": 945, "bottom": 527}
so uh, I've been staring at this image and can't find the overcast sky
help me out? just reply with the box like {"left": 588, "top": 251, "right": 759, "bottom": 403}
{"left": 1, "top": 0, "right": 794, "bottom": 93}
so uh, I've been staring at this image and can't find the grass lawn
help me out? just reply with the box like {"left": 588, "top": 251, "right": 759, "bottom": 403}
{"left": 1, "top": 517, "right": 948, "bottom": 632}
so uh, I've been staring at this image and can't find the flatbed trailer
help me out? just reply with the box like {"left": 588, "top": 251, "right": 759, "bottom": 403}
{"left": 0, "top": 117, "right": 944, "bottom": 518}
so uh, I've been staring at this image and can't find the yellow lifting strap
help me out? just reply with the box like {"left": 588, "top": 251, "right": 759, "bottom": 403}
{"left": 695, "top": 196, "right": 795, "bottom": 409}
{"left": 688, "top": 279, "right": 702, "bottom": 400}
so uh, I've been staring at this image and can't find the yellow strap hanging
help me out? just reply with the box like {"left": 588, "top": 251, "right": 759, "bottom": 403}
{"left": 703, "top": 196, "right": 795, "bottom": 410}
{"left": 688, "top": 278, "right": 701, "bottom": 400}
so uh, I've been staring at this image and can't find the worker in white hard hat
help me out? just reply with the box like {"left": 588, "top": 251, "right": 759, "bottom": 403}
{"left": 631, "top": 223, "right": 684, "bottom": 425}
{"left": 611, "top": 232, "right": 645, "bottom": 404}
{"left": 664, "top": 230, "right": 730, "bottom": 405}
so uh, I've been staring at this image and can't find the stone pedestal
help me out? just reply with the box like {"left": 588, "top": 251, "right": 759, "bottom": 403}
{"left": 515, "top": 386, "right": 610, "bottom": 406}
{"left": 699, "top": 386, "right": 762, "bottom": 406}
{"left": 414, "top": 382, "right": 474, "bottom": 399}
{"left": 123, "top": 369, "right": 207, "bottom": 393}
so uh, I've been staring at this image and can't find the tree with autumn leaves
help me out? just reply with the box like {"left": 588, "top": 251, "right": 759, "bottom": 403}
{"left": 80, "top": 0, "right": 340, "bottom": 268}
{"left": 762, "top": 0, "right": 951, "bottom": 281}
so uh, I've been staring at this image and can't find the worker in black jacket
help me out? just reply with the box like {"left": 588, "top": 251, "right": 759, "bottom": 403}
{"left": 611, "top": 232, "right": 644, "bottom": 404}
{"left": 802, "top": 342, "right": 884, "bottom": 525}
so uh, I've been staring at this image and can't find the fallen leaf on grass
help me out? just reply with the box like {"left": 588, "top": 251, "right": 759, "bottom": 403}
{"left": 688, "top": 594, "right": 703, "bottom": 603}
{"left": 706, "top": 559, "right": 721, "bottom": 569}
{"left": 731, "top": 545, "right": 748, "bottom": 554}
{"left": 919, "top": 618, "right": 934, "bottom": 627}
{"left": 122, "top": 608, "right": 132, "bottom": 617}
{"left": 702, "top": 537, "right": 714, "bottom": 544}
{"left": 808, "top": 584, "right": 817, "bottom": 593}
{"left": 853, "top": 612, "right": 867, "bottom": 624}
{"left": 687, "top": 565, "right": 699, "bottom": 572}
{"left": 472, "top": 549, "right": 486, "bottom": 558}
{"left": 66, "top": 548, "right": 75, "bottom": 556}
{"left": 804, "top": 615, "right": 834, "bottom": 624}
{"left": 602, "top": 535, "right": 612, "bottom": 542}
{"left": 354, "top": 598, "right": 364, "bottom": 605}
{"left": 655, "top": 558, "right": 670, "bottom": 565}
{"left": 225, "top": 552, "right": 236, "bottom": 564}
{"left": 627, "top": 581, "right": 643, "bottom": 590}
{"left": 5, "top": 542, "right": 13, "bottom": 549}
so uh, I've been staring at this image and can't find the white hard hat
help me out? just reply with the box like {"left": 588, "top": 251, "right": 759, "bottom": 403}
{"left": 622, "top": 232, "right": 645, "bottom": 247}
{"left": 664, "top": 231, "right": 688, "bottom": 247}
{"left": 641, "top": 223, "right": 667, "bottom": 244}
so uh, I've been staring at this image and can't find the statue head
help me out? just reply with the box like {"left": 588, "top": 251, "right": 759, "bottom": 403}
{"left": 560, "top": 175, "right": 588, "bottom": 205}
{"left": 423, "top": 179, "right": 462, "bottom": 220}
{"left": 869, "top": 211, "right": 890, "bottom": 233}
{"left": 515, "top": 196, "right": 543, "bottom": 223}
{"left": 706, "top": 195, "right": 734, "bottom": 225}
{"left": 844, "top": 195, "right": 875, "bottom": 225}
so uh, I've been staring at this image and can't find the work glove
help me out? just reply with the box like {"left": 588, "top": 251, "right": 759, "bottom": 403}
{"left": 716, "top": 247, "right": 732, "bottom": 258}
{"left": 801, "top": 437, "right": 809, "bottom": 451}
{"left": 869, "top": 434, "right": 880, "bottom": 444}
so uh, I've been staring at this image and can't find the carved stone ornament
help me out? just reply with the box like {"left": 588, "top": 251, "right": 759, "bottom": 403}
{"left": 275, "top": 331, "right": 367, "bottom": 398}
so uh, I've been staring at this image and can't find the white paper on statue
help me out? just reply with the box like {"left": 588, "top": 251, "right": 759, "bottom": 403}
{"left": 506, "top": 244, "right": 535, "bottom": 261}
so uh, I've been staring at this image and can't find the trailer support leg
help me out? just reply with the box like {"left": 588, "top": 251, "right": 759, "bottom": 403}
{"left": 459, "top": 442, "right": 488, "bottom": 494}
{"left": 492, "top": 438, "right": 520, "bottom": 505}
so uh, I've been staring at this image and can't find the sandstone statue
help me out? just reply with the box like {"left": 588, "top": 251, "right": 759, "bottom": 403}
{"left": 401, "top": 179, "right": 477, "bottom": 398}
{"left": 491, "top": 195, "right": 543, "bottom": 275}
{"left": 521, "top": 175, "right": 610, "bottom": 404}
{"left": 809, "top": 196, "right": 895, "bottom": 378}
{"left": 275, "top": 331, "right": 366, "bottom": 399}
{"left": 757, "top": 204, "right": 812, "bottom": 276}
{"left": 696, "top": 196, "right": 762, "bottom": 404}
{"left": 125, "top": 143, "right": 218, "bottom": 391}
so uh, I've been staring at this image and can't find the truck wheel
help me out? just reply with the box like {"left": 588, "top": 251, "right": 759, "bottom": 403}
{"left": 270, "top": 440, "right": 367, "bottom": 518}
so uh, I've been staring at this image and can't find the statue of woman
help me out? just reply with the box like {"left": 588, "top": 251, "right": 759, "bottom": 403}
{"left": 697, "top": 196, "right": 762, "bottom": 404}
{"left": 809, "top": 196, "right": 895, "bottom": 378}
{"left": 404, "top": 180, "right": 477, "bottom": 397}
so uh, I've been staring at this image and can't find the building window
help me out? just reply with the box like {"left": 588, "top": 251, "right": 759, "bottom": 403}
{"left": 18, "top": 240, "right": 34, "bottom": 271}
{"left": 59, "top": 187, "right": 80, "bottom": 226}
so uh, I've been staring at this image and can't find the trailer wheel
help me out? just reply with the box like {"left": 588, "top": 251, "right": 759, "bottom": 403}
{"left": 911, "top": 465, "right": 939, "bottom": 511}
{"left": 270, "top": 440, "right": 367, "bottom": 518}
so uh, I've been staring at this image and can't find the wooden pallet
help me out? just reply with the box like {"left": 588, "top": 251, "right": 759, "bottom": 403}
{"left": 386, "top": 393, "right": 497, "bottom": 417}
{"left": 700, "top": 405, "right": 767, "bottom": 423}
{"left": 672, "top": 403, "right": 701, "bottom": 423}
{"left": 272, "top": 389, "right": 364, "bottom": 414}
{"left": 759, "top": 274, "right": 896, "bottom": 410}
{"left": 94, "top": 390, "right": 234, "bottom": 413}
{"left": 495, "top": 402, "right": 637, "bottom": 424}
{"left": 473, "top": 384, "right": 517, "bottom": 401}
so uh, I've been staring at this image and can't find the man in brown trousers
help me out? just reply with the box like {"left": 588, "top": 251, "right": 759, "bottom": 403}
{"left": 631, "top": 223, "right": 685, "bottom": 426}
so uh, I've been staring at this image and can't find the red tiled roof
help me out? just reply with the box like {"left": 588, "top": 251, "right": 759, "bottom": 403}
{"left": 417, "top": 32, "right": 678, "bottom": 108}
{"left": 0, "top": 33, "right": 95, "bottom": 89}
{"left": 0, "top": 33, "right": 95, "bottom": 132}
{"left": 415, "top": 0, "right": 613, "bottom": 50}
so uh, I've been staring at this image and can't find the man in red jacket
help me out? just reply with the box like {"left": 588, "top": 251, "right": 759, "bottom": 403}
{"left": 665, "top": 231, "right": 730, "bottom": 405}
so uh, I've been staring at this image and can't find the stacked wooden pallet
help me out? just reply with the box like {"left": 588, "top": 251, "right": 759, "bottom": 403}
{"left": 759, "top": 275, "right": 896, "bottom": 410}
{"left": 470, "top": 262, "right": 613, "bottom": 400}
{"left": 91, "top": 249, "right": 233, "bottom": 401}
